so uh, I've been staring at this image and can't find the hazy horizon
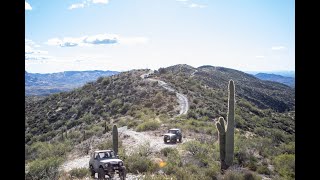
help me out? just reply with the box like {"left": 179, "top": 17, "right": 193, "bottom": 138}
{"left": 26, "top": 0, "right": 294, "bottom": 73}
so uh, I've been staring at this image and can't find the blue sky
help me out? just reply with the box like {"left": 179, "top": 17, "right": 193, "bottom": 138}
{"left": 25, "top": 0, "right": 294, "bottom": 73}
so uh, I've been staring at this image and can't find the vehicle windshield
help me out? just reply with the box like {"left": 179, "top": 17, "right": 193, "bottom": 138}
{"left": 96, "top": 151, "right": 116, "bottom": 159}
{"left": 168, "top": 130, "right": 177, "bottom": 134}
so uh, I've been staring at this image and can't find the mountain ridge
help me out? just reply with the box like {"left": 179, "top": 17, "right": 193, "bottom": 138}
{"left": 25, "top": 70, "right": 119, "bottom": 96}
{"left": 254, "top": 73, "right": 295, "bottom": 87}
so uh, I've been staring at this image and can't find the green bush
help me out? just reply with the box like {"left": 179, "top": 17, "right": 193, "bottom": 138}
{"left": 125, "top": 153, "right": 157, "bottom": 174}
{"left": 96, "top": 139, "right": 122, "bottom": 150}
{"left": 223, "top": 170, "right": 244, "bottom": 180}
{"left": 257, "top": 165, "right": 271, "bottom": 175}
{"left": 273, "top": 154, "right": 295, "bottom": 180}
{"left": 27, "top": 141, "right": 72, "bottom": 161}
{"left": 142, "top": 173, "right": 177, "bottom": 180}
{"left": 69, "top": 168, "right": 90, "bottom": 178}
{"left": 279, "top": 142, "right": 295, "bottom": 154}
{"left": 26, "top": 156, "right": 63, "bottom": 180}
{"left": 160, "top": 147, "right": 177, "bottom": 157}
{"left": 243, "top": 171, "right": 262, "bottom": 180}
{"left": 136, "top": 120, "right": 160, "bottom": 132}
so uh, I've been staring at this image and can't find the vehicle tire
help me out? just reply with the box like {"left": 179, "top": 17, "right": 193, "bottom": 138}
{"left": 98, "top": 167, "right": 106, "bottom": 179}
{"left": 173, "top": 138, "right": 177, "bottom": 143}
{"left": 89, "top": 165, "right": 95, "bottom": 177}
{"left": 164, "top": 138, "right": 167, "bottom": 144}
{"left": 179, "top": 137, "right": 182, "bottom": 143}
{"left": 119, "top": 166, "right": 127, "bottom": 180}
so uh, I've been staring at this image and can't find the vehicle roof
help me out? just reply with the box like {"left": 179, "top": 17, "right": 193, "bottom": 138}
{"left": 169, "top": 128, "right": 180, "bottom": 130}
{"left": 94, "top": 150, "right": 113, "bottom": 153}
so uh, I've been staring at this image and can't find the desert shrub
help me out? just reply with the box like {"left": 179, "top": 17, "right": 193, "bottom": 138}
{"left": 81, "top": 112, "right": 96, "bottom": 125}
{"left": 81, "top": 96, "right": 95, "bottom": 109}
{"left": 136, "top": 120, "right": 160, "bottom": 132}
{"left": 117, "top": 118, "right": 128, "bottom": 127}
{"left": 243, "top": 171, "right": 262, "bottom": 180}
{"left": 67, "top": 130, "right": 82, "bottom": 142}
{"left": 96, "top": 139, "right": 122, "bottom": 150}
{"left": 247, "top": 156, "right": 258, "bottom": 171}
{"left": 279, "top": 141, "right": 295, "bottom": 154}
{"left": 125, "top": 153, "right": 157, "bottom": 174}
{"left": 270, "top": 129, "right": 286, "bottom": 144}
{"left": 27, "top": 141, "right": 72, "bottom": 161}
{"left": 235, "top": 151, "right": 249, "bottom": 166}
{"left": 273, "top": 154, "right": 295, "bottom": 180}
{"left": 26, "top": 156, "right": 63, "bottom": 180}
{"left": 127, "top": 120, "right": 139, "bottom": 129}
{"left": 142, "top": 173, "right": 177, "bottom": 180}
{"left": 69, "top": 168, "right": 90, "bottom": 178}
{"left": 160, "top": 147, "right": 178, "bottom": 157}
{"left": 223, "top": 170, "right": 244, "bottom": 180}
{"left": 257, "top": 165, "right": 271, "bottom": 175}
{"left": 183, "top": 140, "right": 213, "bottom": 166}
{"left": 102, "top": 78, "right": 110, "bottom": 85}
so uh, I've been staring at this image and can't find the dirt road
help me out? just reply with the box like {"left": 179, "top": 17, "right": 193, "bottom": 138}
{"left": 141, "top": 71, "right": 189, "bottom": 115}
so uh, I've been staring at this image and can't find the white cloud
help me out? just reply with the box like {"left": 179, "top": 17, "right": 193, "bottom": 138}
{"left": 272, "top": 46, "right": 286, "bottom": 50}
{"left": 46, "top": 34, "right": 148, "bottom": 47}
{"left": 189, "top": 3, "right": 207, "bottom": 8}
{"left": 69, "top": 0, "right": 109, "bottom": 10}
{"left": 25, "top": 39, "right": 51, "bottom": 61}
{"left": 84, "top": 34, "right": 118, "bottom": 44}
{"left": 25, "top": 39, "right": 40, "bottom": 48}
{"left": 176, "top": 0, "right": 188, "bottom": 1}
{"left": 25, "top": 1, "right": 32, "bottom": 10}
{"left": 91, "top": 0, "right": 109, "bottom": 4}
{"left": 68, "top": 3, "right": 85, "bottom": 10}
{"left": 255, "top": 56, "right": 265, "bottom": 59}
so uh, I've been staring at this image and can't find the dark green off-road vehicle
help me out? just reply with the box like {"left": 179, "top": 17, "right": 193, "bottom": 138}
{"left": 163, "top": 128, "right": 182, "bottom": 143}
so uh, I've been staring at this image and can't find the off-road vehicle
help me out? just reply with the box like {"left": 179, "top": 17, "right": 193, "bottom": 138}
{"left": 89, "top": 150, "right": 126, "bottom": 179}
{"left": 163, "top": 128, "right": 182, "bottom": 143}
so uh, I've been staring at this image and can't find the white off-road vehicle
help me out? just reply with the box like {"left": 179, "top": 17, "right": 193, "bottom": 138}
{"left": 89, "top": 150, "right": 126, "bottom": 179}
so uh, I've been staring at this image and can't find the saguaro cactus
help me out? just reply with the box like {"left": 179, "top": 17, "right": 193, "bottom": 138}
{"left": 225, "top": 80, "right": 235, "bottom": 167}
{"left": 215, "top": 80, "right": 235, "bottom": 170}
{"left": 216, "top": 117, "right": 227, "bottom": 169}
{"left": 83, "top": 130, "right": 86, "bottom": 141}
{"left": 113, "top": 125, "right": 118, "bottom": 155}
{"left": 65, "top": 127, "right": 68, "bottom": 139}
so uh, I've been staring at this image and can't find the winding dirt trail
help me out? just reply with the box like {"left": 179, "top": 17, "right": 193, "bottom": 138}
{"left": 118, "top": 126, "right": 190, "bottom": 155}
{"left": 60, "top": 70, "right": 190, "bottom": 179}
{"left": 140, "top": 70, "right": 189, "bottom": 115}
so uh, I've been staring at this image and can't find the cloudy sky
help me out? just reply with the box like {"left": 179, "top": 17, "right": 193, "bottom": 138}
{"left": 25, "top": 0, "right": 294, "bottom": 73}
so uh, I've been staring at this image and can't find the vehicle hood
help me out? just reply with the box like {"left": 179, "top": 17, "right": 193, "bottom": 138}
{"left": 100, "top": 159, "right": 123, "bottom": 164}
{"left": 164, "top": 133, "right": 176, "bottom": 137}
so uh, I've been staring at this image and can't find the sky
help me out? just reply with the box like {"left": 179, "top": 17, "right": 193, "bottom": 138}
{"left": 25, "top": 0, "right": 295, "bottom": 73}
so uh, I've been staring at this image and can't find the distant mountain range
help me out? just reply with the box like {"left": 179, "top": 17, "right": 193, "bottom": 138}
{"left": 25, "top": 70, "right": 119, "bottom": 96}
{"left": 246, "top": 70, "right": 295, "bottom": 78}
{"left": 254, "top": 73, "right": 295, "bottom": 88}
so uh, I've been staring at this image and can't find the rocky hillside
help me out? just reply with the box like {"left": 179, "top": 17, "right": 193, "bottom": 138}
{"left": 25, "top": 70, "right": 177, "bottom": 144}
{"left": 25, "top": 70, "right": 119, "bottom": 96}
{"left": 25, "top": 64, "right": 295, "bottom": 180}
{"left": 154, "top": 64, "right": 294, "bottom": 113}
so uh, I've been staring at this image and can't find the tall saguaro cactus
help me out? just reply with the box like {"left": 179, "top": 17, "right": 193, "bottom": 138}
{"left": 215, "top": 80, "right": 235, "bottom": 170}
{"left": 225, "top": 80, "right": 235, "bottom": 167}
{"left": 112, "top": 125, "right": 118, "bottom": 155}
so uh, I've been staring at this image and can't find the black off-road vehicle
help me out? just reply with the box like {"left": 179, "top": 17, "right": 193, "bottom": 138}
{"left": 163, "top": 128, "right": 182, "bottom": 143}
{"left": 89, "top": 150, "right": 126, "bottom": 179}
